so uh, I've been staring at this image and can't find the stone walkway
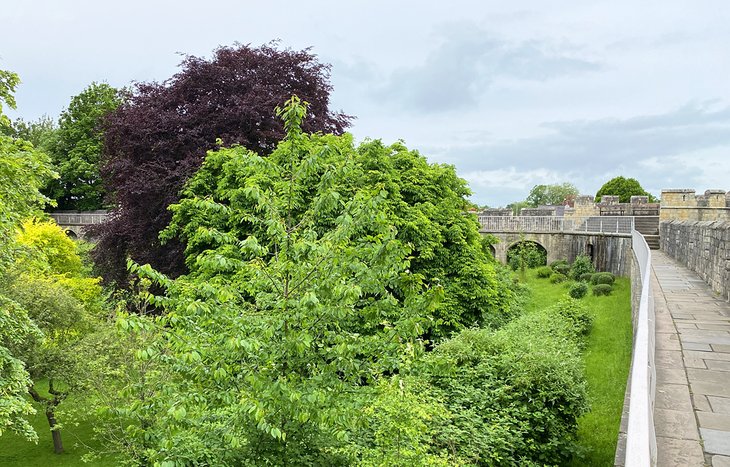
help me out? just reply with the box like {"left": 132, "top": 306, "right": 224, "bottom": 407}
{"left": 653, "top": 250, "right": 730, "bottom": 467}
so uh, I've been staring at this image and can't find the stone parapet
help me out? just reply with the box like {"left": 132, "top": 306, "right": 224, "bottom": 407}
{"left": 660, "top": 189, "right": 730, "bottom": 221}
{"left": 660, "top": 220, "right": 730, "bottom": 301}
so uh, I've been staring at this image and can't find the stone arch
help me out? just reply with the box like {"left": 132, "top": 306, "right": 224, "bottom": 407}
{"left": 65, "top": 229, "right": 78, "bottom": 239}
{"left": 586, "top": 243, "right": 594, "bottom": 261}
{"left": 487, "top": 244, "right": 496, "bottom": 258}
{"left": 505, "top": 240, "right": 548, "bottom": 269}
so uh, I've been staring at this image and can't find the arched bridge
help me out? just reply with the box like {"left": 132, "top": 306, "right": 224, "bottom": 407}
{"left": 478, "top": 215, "right": 659, "bottom": 276}
{"left": 49, "top": 211, "right": 109, "bottom": 239}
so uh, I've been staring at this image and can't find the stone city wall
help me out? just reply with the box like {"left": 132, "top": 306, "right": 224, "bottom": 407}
{"left": 660, "top": 189, "right": 730, "bottom": 222}
{"left": 660, "top": 220, "right": 730, "bottom": 301}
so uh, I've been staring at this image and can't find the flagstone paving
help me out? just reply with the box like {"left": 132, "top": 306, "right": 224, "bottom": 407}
{"left": 653, "top": 251, "right": 730, "bottom": 467}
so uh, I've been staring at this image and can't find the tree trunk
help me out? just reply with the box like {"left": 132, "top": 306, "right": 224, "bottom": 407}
{"left": 28, "top": 381, "right": 66, "bottom": 454}
{"left": 45, "top": 409, "right": 64, "bottom": 454}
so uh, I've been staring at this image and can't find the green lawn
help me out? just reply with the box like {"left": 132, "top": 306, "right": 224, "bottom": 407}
{"left": 0, "top": 381, "right": 118, "bottom": 467}
{"left": 520, "top": 269, "right": 633, "bottom": 467}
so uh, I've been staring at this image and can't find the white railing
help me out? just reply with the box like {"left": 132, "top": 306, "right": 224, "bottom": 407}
{"left": 477, "top": 216, "right": 635, "bottom": 234}
{"left": 49, "top": 212, "right": 109, "bottom": 226}
{"left": 625, "top": 230, "right": 657, "bottom": 466}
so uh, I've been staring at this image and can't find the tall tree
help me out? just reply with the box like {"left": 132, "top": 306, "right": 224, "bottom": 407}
{"left": 45, "top": 82, "right": 122, "bottom": 211}
{"left": 100, "top": 98, "right": 441, "bottom": 464}
{"left": 92, "top": 42, "right": 351, "bottom": 285}
{"left": 0, "top": 69, "right": 55, "bottom": 442}
{"left": 525, "top": 182, "right": 579, "bottom": 207}
{"left": 595, "top": 176, "right": 656, "bottom": 203}
{"left": 3, "top": 220, "right": 105, "bottom": 454}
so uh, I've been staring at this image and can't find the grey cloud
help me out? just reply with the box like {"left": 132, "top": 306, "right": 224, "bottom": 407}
{"left": 430, "top": 103, "right": 730, "bottom": 206}
{"left": 376, "top": 25, "right": 601, "bottom": 113}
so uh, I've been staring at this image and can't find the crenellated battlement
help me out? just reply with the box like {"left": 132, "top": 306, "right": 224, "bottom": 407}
{"left": 660, "top": 189, "right": 730, "bottom": 221}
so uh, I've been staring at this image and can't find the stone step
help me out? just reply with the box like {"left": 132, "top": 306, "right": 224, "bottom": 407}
{"left": 644, "top": 234, "right": 660, "bottom": 250}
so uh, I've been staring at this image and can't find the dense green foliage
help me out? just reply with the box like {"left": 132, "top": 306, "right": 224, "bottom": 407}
{"left": 569, "top": 281, "right": 589, "bottom": 299}
{"left": 526, "top": 182, "right": 579, "bottom": 207}
{"left": 520, "top": 270, "right": 631, "bottom": 466}
{"left": 536, "top": 266, "right": 552, "bottom": 278}
{"left": 592, "top": 272, "right": 616, "bottom": 285}
{"left": 0, "top": 69, "right": 56, "bottom": 442}
{"left": 592, "top": 284, "right": 613, "bottom": 296}
{"left": 44, "top": 83, "right": 122, "bottom": 210}
{"left": 550, "top": 272, "right": 568, "bottom": 284}
{"left": 570, "top": 255, "right": 595, "bottom": 280}
{"left": 506, "top": 241, "right": 546, "bottom": 272}
{"left": 595, "top": 176, "right": 655, "bottom": 203}
{"left": 426, "top": 299, "right": 590, "bottom": 466}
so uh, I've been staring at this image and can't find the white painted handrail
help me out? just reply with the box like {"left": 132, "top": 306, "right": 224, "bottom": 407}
{"left": 625, "top": 230, "right": 657, "bottom": 466}
{"left": 477, "top": 215, "right": 635, "bottom": 234}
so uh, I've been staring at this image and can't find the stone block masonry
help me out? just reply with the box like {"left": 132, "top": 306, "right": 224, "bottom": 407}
{"left": 660, "top": 220, "right": 730, "bottom": 301}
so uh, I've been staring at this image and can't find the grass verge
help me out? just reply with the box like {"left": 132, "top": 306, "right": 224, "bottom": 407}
{"left": 0, "top": 380, "right": 117, "bottom": 467}
{"left": 520, "top": 268, "right": 633, "bottom": 466}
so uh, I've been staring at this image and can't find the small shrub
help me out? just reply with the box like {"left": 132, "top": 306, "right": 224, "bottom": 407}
{"left": 592, "top": 272, "right": 615, "bottom": 285}
{"left": 550, "top": 272, "right": 568, "bottom": 284}
{"left": 536, "top": 266, "right": 552, "bottom": 278}
{"left": 592, "top": 283, "right": 613, "bottom": 296}
{"left": 578, "top": 272, "right": 594, "bottom": 283}
{"left": 569, "top": 281, "right": 589, "bottom": 299}
{"left": 553, "top": 263, "right": 570, "bottom": 276}
{"left": 570, "top": 254, "right": 595, "bottom": 280}
{"left": 550, "top": 259, "right": 568, "bottom": 270}
{"left": 547, "top": 297, "right": 593, "bottom": 340}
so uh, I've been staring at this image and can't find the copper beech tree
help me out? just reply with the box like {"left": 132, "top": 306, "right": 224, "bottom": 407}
{"left": 92, "top": 43, "right": 351, "bottom": 285}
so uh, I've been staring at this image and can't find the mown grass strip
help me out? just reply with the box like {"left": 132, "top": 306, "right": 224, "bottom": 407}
{"left": 521, "top": 269, "right": 633, "bottom": 466}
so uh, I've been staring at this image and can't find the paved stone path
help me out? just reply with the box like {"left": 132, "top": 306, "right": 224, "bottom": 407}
{"left": 653, "top": 250, "right": 730, "bottom": 467}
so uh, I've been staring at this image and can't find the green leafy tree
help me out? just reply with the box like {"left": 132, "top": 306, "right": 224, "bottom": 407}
{"left": 1, "top": 115, "right": 57, "bottom": 154}
{"left": 97, "top": 97, "right": 443, "bottom": 465}
{"left": 0, "top": 69, "right": 56, "bottom": 442}
{"left": 45, "top": 82, "right": 122, "bottom": 210}
{"left": 595, "top": 176, "right": 656, "bottom": 203}
{"left": 526, "top": 182, "right": 579, "bottom": 207}
{"left": 2, "top": 220, "right": 105, "bottom": 453}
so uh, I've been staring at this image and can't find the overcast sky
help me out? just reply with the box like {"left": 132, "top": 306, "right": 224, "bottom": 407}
{"left": 2, "top": 1, "right": 729, "bottom": 207}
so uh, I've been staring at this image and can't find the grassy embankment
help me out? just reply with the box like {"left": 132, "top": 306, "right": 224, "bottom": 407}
{"left": 0, "top": 379, "right": 117, "bottom": 467}
{"left": 520, "top": 268, "right": 633, "bottom": 467}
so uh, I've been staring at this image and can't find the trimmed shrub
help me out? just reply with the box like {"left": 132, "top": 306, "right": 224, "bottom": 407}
{"left": 536, "top": 266, "right": 552, "bottom": 278}
{"left": 550, "top": 272, "right": 568, "bottom": 284}
{"left": 553, "top": 263, "right": 570, "bottom": 276}
{"left": 570, "top": 254, "right": 595, "bottom": 280}
{"left": 569, "top": 281, "right": 589, "bottom": 299}
{"left": 578, "top": 272, "right": 594, "bottom": 283}
{"left": 592, "top": 283, "right": 613, "bottom": 296}
{"left": 428, "top": 310, "right": 589, "bottom": 465}
{"left": 592, "top": 272, "right": 615, "bottom": 285}
{"left": 550, "top": 259, "right": 568, "bottom": 270}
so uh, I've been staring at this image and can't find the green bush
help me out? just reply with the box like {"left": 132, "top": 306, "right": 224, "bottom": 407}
{"left": 550, "top": 259, "right": 568, "bottom": 270}
{"left": 536, "top": 266, "right": 553, "bottom": 278}
{"left": 507, "top": 242, "right": 547, "bottom": 271}
{"left": 550, "top": 272, "right": 568, "bottom": 284}
{"left": 570, "top": 254, "right": 595, "bottom": 280}
{"left": 578, "top": 272, "right": 594, "bottom": 283}
{"left": 592, "top": 283, "right": 613, "bottom": 296}
{"left": 569, "top": 281, "right": 589, "bottom": 299}
{"left": 547, "top": 297, "right": 593, "bottom": 341}
{"left": 427, "top": 310, "right": 588, "bottom": 465}
{"left": 592, "top": 272, "right": 615, "bottom": 285}
{"left": 552, "top": 263, "right": 570, "bottom": 276}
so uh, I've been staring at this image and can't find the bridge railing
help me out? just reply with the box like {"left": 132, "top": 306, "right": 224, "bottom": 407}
{"left": 49, "top": 212, "right": 109, "bottom": 226}
{"left": 477, "top": 215, "right": 635, "bottom": 234}
{"left": 624, "top": 230, "right": 657, "bottom": 466}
